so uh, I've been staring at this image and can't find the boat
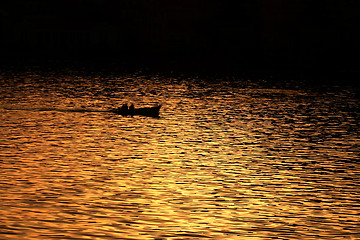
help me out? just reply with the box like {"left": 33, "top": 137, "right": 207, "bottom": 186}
{"left": 111, "top": 105, "right": 161, "bottom": 117}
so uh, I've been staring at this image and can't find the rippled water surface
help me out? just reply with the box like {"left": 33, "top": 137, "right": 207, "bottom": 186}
{"left": 0, "top": 70, "right": 359, "bottom": 239}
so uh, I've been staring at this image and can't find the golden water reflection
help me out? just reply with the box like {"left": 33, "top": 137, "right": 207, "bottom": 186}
{"left": 0, "top": 73, "right": 359, "bottom": 239}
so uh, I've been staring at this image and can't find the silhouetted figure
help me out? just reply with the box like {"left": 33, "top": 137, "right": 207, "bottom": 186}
{"left": 119, "top": 103, "right": 128, "bottom": 116}
{"left": 129, "top": 103, "right": 134, "bottom": 116}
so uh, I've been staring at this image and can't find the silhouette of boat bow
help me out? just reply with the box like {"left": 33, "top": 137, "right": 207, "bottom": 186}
{"left": 111, "top": 105, "right": 161, "bottom": 117}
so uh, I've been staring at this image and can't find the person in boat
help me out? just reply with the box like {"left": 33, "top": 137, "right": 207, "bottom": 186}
{"left": 119, "top": 103, "right": 128, "bottom": 115}
{"left": 129, "top": 103, "right": 134, "bottom": 116}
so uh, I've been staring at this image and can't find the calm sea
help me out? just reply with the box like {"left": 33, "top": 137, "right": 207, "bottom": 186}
{"left": 0, "top": 70, "right": 359, "bottom": 239}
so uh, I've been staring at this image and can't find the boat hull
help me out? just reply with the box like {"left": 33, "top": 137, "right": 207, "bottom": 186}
{"left": 112, "top": 105, "right": 161, "bottom": 117}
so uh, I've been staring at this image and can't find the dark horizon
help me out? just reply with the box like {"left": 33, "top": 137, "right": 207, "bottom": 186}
{"left": 1, "top": 0, "right": 359, "bottom": 81}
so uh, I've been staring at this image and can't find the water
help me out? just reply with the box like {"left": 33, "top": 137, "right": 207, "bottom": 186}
{"left": 0, "top": 70, "right": 359, "bottom": 239}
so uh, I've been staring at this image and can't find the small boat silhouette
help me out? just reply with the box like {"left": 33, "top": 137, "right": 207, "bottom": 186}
{"left": 111, "top": 105, "right": 161, "bottom": 117}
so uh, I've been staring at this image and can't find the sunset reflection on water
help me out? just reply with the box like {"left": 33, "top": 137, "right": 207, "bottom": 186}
{"left": 0, "top": 72, "right": 359, "bottom": 239}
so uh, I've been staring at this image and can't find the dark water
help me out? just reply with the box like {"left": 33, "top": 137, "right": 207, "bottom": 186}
{"left": 0, "top": 71, "right": 359, "bottom": 239}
